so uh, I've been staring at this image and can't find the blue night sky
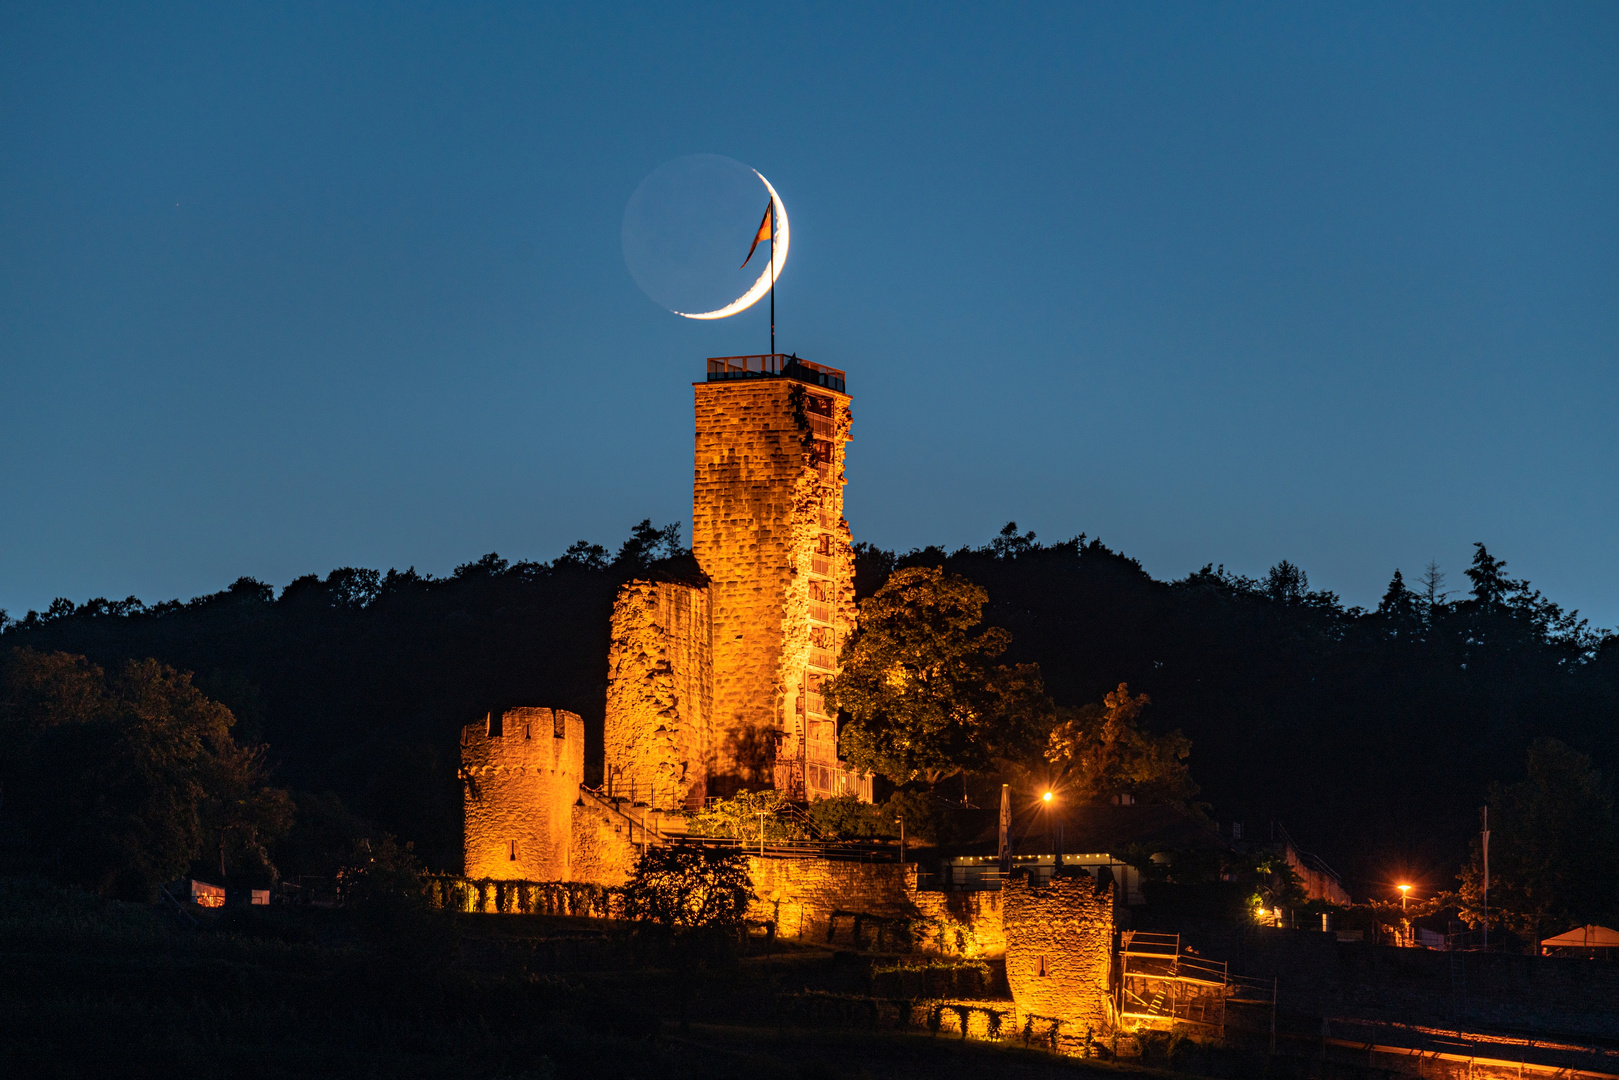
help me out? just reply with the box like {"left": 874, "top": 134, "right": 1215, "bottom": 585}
{"left": 3, "top": 3, "right": 1616, "bottom": 626}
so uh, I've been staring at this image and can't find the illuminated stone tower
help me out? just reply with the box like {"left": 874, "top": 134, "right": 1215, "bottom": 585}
{"left": 600, "top": 353, "right": 871, "bottom": 809}
{"left": 691, "top": 354, "right": 867, "bottom": 801}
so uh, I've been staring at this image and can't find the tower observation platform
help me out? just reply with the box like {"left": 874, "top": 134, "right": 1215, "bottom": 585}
{"left": 706, "top": 354, "right": 846, "bottom": 394}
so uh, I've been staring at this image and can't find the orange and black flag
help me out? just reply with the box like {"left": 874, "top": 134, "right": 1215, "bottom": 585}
{"left": 740, "top": 199, "right": 773, "bottom": 268}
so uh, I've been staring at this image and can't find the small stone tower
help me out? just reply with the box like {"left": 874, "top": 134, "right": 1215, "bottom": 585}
{"left": 1003, "top": 872, "right": 1116, "bottom": 1039}
{"left": 461, "top": 707, "right": 584, "bottom": 880}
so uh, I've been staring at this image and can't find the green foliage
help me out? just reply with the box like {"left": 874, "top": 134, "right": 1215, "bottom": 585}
{"left": 335, "top": 834, "right": 428, "bottom": 914}
{"left": 273, "top": 790, "right": 377, "bottom": 879}
{"left": 886, "top": 789, "right": 967, "bottom": 845}
{"left": 805, "top": 793, "right": 895, "bottom": 840}
{"left": 1456, "top": 738, "right": 1619, "bottom": 938}
{"left": 10, "top": 517, "right": 1619, "bottom": 897}
{"left": 804, "top": 791, "right": 963, "bottom": 845}
{"left": 1045, "top": 682, "right": 1200, "bottom": 810}
{"left": 827, "top": 567, "right": 1051, "bottom": 783}
{"left": 620, "top": 846, "right": 751, "bottom": 928}
{"left": 0, "top": 648, "right": 292, "bottom": 899}
{"left": 686, "top": 789, "right": 810, "bottom": 841}
{"left": 0, "top": 520, "right": 690, "bottom": 870}
{"left": 1126, "top": 844, "right": 1305, "bottom": 920}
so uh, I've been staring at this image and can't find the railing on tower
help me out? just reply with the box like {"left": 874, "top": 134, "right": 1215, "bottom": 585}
{"left": 706, "top": 354, "right": 846, "bottom": 393}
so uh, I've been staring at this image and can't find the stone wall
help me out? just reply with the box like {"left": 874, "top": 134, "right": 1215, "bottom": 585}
{"left": 461, "top": 708, "right": 584, "bottom": 880}
{"left": 744, "top": 858, "right": 1004, "bottom": 957}
{"left": 691, "top": 378, "right": 856, "bottom": 796}
{"left": 913, "top": 889, "right": 1006, "bottom": 958}
{"left": 568, "top": 791, "right": 645, "bottom": 888}
{"left": 1003, "top": 871, "right": 1115, "bottom": 1037}
{"left": 603, "top": 580, "right": 712, "bottom": 810}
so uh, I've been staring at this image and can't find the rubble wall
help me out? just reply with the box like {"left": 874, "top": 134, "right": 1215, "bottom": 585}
{"left": 744, "top": 859, "right": 1003, "bottom": 957}
{"left": 568, "top": 795, "right": 643, "bottom": 888}
{"left": 1003, "top": 872, "right": 1115, "bottom": 1035}
{"left": 603, "top": 580, "right": 712, "bottom": 810}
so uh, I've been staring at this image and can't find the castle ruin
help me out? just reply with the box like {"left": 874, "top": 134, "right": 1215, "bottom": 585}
{"left": 462, "top": 354, "right": 872, "bottom": 882}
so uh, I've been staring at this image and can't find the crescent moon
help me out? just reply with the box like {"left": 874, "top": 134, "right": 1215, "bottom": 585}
{"left": 673, "top": 170, "right": 789, "bottom": 320}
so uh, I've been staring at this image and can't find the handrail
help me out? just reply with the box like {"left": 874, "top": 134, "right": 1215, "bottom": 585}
{"left": 706, "top": 354, "right": 846, "bottom": 393}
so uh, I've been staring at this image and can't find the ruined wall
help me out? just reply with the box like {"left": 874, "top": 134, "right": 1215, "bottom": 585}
{"left": 461, "top": 708, "right": 584, "bottom": 880}
{"left": 913, "top": 889, "right": 1006, "bottom": 958}
{"left": 1003, "top": 872, "right": 1115, "bottom": 1035}
{"left": 568, "top": 792, "right": 644, "bottom": 888}
{"left": 743, "top": 859, "right": 1003, "bottom": 957}
{"left": 746, "top": 857, "right": 913, "bottom": 941}
{"left": 603, "top": 580, "right": 712, "bottom": 810}
{"left": 691, "top": 377, "right": 856, "bottom": 797}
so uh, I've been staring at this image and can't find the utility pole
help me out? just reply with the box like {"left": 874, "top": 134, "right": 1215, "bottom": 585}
{"left": 1481, "top": 806, "right": 1490, "bottom": 950}
{"left": 998, "top": 784, "right": 1012, "bottom": 877}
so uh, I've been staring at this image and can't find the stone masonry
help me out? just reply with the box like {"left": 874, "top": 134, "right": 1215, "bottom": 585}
{"left": 461, "top": 707, "right": 584, "bottom": 881}
{"left": 689, "top": 374, "right": 861, "bottom": 799}
{"left": 463, "top": 356, "right": 876, "bottom": 886}
{"left": 602, "top": 580, "right": 712, "bottom": 809}
{"left": 1003, "top": 871, "right": 1116, "bottom": 1037}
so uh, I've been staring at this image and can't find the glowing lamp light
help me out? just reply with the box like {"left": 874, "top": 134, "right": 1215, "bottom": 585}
{"left": 1042, "top": 791, "right": 1054, "bottom": 803}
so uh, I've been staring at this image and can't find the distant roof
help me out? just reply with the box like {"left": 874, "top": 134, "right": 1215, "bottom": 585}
{"left": 1541, "top": 924, "right": 1619, "bottom": 948}
{"left": 954, "top": 802, "right": 1223, "bottom": 858}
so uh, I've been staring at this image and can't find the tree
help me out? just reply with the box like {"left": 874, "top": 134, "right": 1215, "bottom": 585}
{"left": 0, "top": 648, "right": 292, "bottom": 898}
{"left": 1464, "top": 543, "right": 1517, "bottom": 610}
{"left": 1376, "top": 570, "right": 1423, "bottom": 632}
{"left": 1045, "top": 683, "right": 1200, "bottom": 810}
{"left": 827, "top": 567, "right": 1050, "bottom": 783}
{"left": 1456, "top": 738, "right": 1619, "bottom": 941}
{"left": 804, "top": 790, "right": 961, "bottom": 845}
{"left": 620, "top": 846, "right": 752, "bottom": 929}
{"left": 336, "top": 834, "right": 428, "bottom": 914}
{"left": 686, "top": 790, "right": 809, "bottom": 843}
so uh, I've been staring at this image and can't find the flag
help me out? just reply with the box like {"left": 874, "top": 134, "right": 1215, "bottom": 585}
{"left": 740, "top": 200, "right": 773, "bottom": 268}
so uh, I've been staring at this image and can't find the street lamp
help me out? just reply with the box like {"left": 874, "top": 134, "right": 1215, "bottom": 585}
{"left": 1398, "top": 884, "right": 1411, "bottom": 913}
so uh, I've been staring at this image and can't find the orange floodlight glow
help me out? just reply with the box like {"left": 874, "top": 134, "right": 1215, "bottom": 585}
{"left": 1041, "top": 791, "right": 1054, "bottom": 803}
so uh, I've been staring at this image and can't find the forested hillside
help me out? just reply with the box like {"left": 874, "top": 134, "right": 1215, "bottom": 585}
{"left": 5, "top": 520, "right": 1614, "bottom": 897}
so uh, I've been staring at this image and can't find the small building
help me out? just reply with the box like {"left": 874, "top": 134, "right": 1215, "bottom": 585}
{"left": 185, "top": 880, "right": 224, "bottom": 907}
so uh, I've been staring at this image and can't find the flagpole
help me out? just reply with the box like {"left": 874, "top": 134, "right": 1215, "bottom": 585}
{"left": 769, "top": 198, "right": 776, "bottom": 357}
